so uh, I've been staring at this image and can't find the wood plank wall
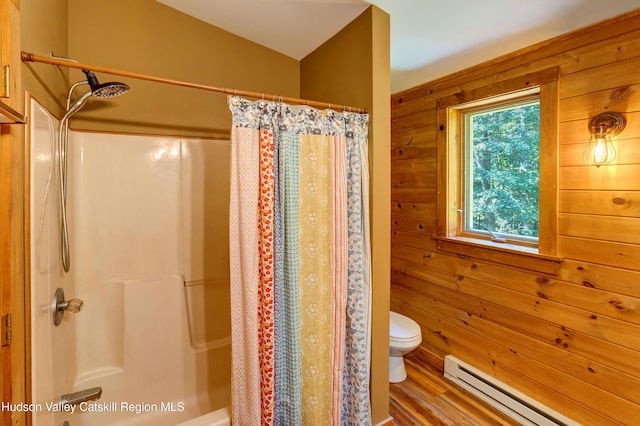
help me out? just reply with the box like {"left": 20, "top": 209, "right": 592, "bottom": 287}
{"left": 390, "top": 10, "right": 640, "bottom": 425}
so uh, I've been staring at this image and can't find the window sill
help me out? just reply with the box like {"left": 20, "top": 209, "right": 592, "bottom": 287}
{"left": 432, "top": 235, "right": 563, "bottom": 275}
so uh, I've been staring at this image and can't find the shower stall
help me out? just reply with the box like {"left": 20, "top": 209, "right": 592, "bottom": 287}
{"left": 29, "top": 95, "right": 232, "bottom": 425}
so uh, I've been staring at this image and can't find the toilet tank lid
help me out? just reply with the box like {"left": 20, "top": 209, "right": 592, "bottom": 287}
{"left": 389, "top": 311, "right": 421, "bottom": 339}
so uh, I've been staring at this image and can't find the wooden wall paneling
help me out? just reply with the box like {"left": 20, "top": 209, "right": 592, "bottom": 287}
{"left": 413, "top": 343, "right": 446, "bottom": 371}
{"left": 559, "top": 213, "right": 640, "bottom": 244}
{"left": 430, "top": 292, "right": 640, "bottom": 406}
{"left": 559, "top": 27, "right": 640, "bottom": 76}
{"left": 451, "top": 277, "right": 640, "bottom": 352}
{"left": 392, "top": 9, "right": 640, "bottom": 423}
{"left": 392, "top": 216, "right": 436, "bottom": 236}
{"left": 443, "top": 253, "right": 640, "bottom": 326}
{"left": 558, "top": 236, "right": 640, "bottom": 271}
{"left": 560, "top": 111, "right": 640, "bottom": 145}
{"left": 390, "top": 188, "right": 437, "bottom": 204}
{"left": 392, "top": 258, "right": 640, "bottom": 377}
{"left": 391, "top": 125, "right": 436, "bottom": 148}
{"left": 563, "top": 138, "right": 640, "bottom": 168}
{"left": 391, "top": 95, "right": 436, "bottom": 119}
{"left": 560, "top": 139, "right": 640, "bottom": 167}
{"left": 391, "top": 110, "right": 436, "bottom": 133}
{"left": 391, "top": 202, "right": 436, "bottom": 220}
{"left": 390, "top": 295, "right": 442, "bottom": 337}
{"left": 392, "top": 283, "right": 624, "bottom": 424}
{"left": 392, "top": 243, "right": 434, "bottom": 265}
{"left": 391, "top": 143, "right": 437, "bottom": 162}
{"left": 391, "top": 263, "right": 640, "bottom": 382}
{"left": 559, "top": 164, "right": 640, "bottom": 190}
{"left": 391, "top": 172, "right": 436, "bottom": 190}
{"left": 559, "top": 85, "right": 640, "bottom": 123}
{"left": 391, "top": 230, "right": 435, "bottom": 251}
{"left": 391, "top": 157, "right": 436, "bottom": 175}
{"left": 559, "top": 259, "right": 640, "bottom": 298}
{"left": 440, "top": 322, "right": 630, "bottom": 425}
{"left": 391, "top": 284, "right": 640, "bottom": 420}
{"left": 561, "top": 55, "right": 640, "bottom": 99}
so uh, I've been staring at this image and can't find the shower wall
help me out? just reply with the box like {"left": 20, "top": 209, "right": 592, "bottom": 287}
{"left": 30, "top": 99, "right": 231, "bottom": 425}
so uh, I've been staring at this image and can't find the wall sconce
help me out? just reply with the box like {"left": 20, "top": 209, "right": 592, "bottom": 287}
{"left": 583, "top": 112, "right": 626, "bottom": 167}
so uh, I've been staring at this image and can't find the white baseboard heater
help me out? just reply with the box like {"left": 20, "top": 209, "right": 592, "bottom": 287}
{"left": 444, "top": 355, "right": 579, "bottom": 426}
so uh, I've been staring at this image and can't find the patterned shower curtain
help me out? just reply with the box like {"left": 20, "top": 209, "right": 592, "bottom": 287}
{"left": 228, "top": 96, "right": 372, "bottom": 426}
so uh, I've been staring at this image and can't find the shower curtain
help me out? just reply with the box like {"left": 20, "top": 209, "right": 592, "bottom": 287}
{"left": 228, "top": 96, "right": 372, "bottom": 426}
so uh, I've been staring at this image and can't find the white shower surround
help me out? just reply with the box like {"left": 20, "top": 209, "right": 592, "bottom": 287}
{"left": 29, "top": 99, "right": 231, "bottom": 425}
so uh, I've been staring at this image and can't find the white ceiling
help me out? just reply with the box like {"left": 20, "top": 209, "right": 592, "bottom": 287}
{"left": 156, "top": 0, "right": 640, "bottom": 93}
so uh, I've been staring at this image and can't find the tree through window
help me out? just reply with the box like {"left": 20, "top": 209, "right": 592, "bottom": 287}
{"left": 463, "top": 96, "right": 540, "bottom": 244}
{"left": 436, "top": 69, "right": 560, "bottom": 268}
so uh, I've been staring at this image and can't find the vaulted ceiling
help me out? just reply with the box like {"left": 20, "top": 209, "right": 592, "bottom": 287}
{"left": 156, "top": 0, "right": 640, "bottom": 93}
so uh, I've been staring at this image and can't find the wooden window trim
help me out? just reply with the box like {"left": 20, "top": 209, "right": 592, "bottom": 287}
{"left": 457, "top": 91, "right": 540, "bottom": 249}
{"left": 435, "top": 68, "right": 563, "bottom": 274}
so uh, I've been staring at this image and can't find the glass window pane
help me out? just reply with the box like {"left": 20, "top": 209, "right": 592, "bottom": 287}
{"left": 464, "top": 99, "right": 540, "bottom": 241}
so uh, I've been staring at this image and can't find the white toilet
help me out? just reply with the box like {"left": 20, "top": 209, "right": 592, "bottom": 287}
{"left": 389, "top": 311, "right": 422, "bottom": 383}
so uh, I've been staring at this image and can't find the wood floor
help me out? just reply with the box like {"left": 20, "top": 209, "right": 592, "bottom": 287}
{"left": 389, "top": 352, "right": 520, "bottom": 426}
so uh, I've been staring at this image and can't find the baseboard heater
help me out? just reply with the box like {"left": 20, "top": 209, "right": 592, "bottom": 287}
{"left": 444, "top": 355, "right": 579, "bottom": 426}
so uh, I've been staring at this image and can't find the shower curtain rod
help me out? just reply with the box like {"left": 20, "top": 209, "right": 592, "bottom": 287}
{"left": 21, "top": 51, "right": 368, "bottom": 114}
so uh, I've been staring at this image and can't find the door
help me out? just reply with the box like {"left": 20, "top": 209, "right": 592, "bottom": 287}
{"left": 1, "top": 0, "right": 26, "bottom": 425}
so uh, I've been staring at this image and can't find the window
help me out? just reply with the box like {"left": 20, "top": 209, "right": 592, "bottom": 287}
{"left": 435, "top": 69, "right": 562, "bottom": 274}
{"left": 461, "top": 94, "right": 540, "bottom": 247}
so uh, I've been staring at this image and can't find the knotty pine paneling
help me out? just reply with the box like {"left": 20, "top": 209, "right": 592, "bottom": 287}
{"left": 392, "top": 216, "right": 436, "bottom": 236}
{"left": 558, "top": 236, "right": 640, "bottom": 271}
{"left": 559, "top": 213, "right": 640, "bottom": 244}
{"left": 392, "top": 172, "right": 437, "bottom": 190}
{"left": 393, "top": 293, "right": 640, "bottom": 407}
{"left": 560, "top": 139, "right": 640, "bottom": 167}
{"left": 559, "top": 259, "right": 640, "bottom": 298}
{"left": 562, "top": 55, "right": 640, "bottom": 99}
{"left": 560, "top": 111, "right": 640, "bottom": 144}
{"left": 392, "top": 268, "right": 640, "bottom": 381}
{"left": 560, "top": 164, "right": 640, "bottom": 190}
{"left": 391, "top": 143, "right": 437, "bottom": 162}
{"left": 391, "top": 9, "right": 640, "bottom": 424}
{"left": 559, "top": 85, "right": 640, "bottom": 122}
{"left": 559, "top": 190, "right": 640, "bottom": 218}
{"left": 392, "top": 125, "right": 437, "bottom": 148}
{"left": 391, "top": 202, "right": 436, "bottom": 220}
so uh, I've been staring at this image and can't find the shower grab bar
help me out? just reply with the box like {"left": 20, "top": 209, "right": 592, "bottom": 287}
{"left": 59, "top": 386, "right": 102, "bottom": 407}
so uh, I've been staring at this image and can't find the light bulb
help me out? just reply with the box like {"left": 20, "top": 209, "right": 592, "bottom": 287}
{"left": 584, "top": 129, "right": 616, "bottom": 167}
{"left": 593, "top": 137, "right": 608, "bottom": 166}
{"left": 584, "top": 112, "right": 625, "bottom": 167}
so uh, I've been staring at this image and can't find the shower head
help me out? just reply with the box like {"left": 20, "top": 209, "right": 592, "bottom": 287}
{"left": 82, "top": 69, "right": 129, "bottom": 98}
{"left": 60, "top": 70, "right": 130, "bottom": 123}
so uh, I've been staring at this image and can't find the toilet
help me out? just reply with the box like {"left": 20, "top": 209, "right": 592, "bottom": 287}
{"left": 389, "top": 311, "right": 422, "bottom": 383}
